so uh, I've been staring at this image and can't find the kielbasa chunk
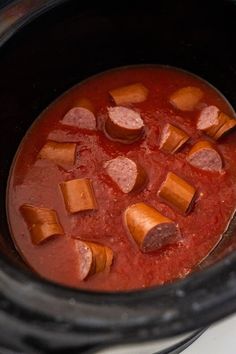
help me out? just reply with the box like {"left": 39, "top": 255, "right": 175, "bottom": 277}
{"left": 75, "top": 240, "right": 113, "bottom": 280}
{"left": 61, "top": 107, "right": 96, "bottom": 130}
{"left": 105, "top": 106, "right": 144, "bottom": 142}
{"left": 197, "top": 105, "right": 221, "bottom": 137}
{"left": 159, "top": 123, "right": 189, "bottom": 154}
{"left": 60, "top": 178, "right": 98, "bottom": 213}
{"left": 124, "top": 202, "right": 180, "bottom": 253}
{"left": 38, "top": 141, "right": 77, "bottom": 168}
{"left": 197, "top": 106, "right": 236, "bottom": 139}
{"left": 104, "top": 156, "right": 147, "bottom": 193}
{"left": 109, "top": 83, "right": 149, "bottom": 105}
{"left": 214, "top": 113, "right": 236, "bottom": 140}
{"left": 73, "top": 97, "right": 95, "bottom": 113}
{"left": 187, "top": 141, "right": 222, "bottom": 172}
{"left": 158, "top": 172, "right": 196, "bottom": 214}
{"left": 170, "top": 86, "right": 203, "bottom": 111}
{"left": 20, "top": 204, "right": 64, "bottom": 245}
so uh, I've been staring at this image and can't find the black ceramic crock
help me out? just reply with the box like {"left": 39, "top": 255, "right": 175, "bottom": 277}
{"left": 0, "top": 0, "right": 236, "bottom": 353}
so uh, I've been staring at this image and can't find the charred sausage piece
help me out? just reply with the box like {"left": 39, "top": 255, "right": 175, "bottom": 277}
{"left": 38, "top": 140, "right": 77, "bottom": 168}
{"left": 60, "top": 107, "right": 96, "bottom": 130}
{"left": 159, "top": 123, "right": 189, "bottom": 153}
{"left": 124, "top": 202, "right": 180, "bottom": 253}
{"left": 104, "top": 156, "right": 147, "bottom": 193}
{"left": 158, "top": 172, "right": 196, "bottom": 214}
{"left": 75, "top": 240, "right": 113, "bottom": 280}
{"left": 60, "top": 178, "right": 98, "bottom": 214}
{"left": 169, "top": 86, "right": 203, "bottom": 111}
{"left": 109, "top": 83, "right": 149, "bottom": 105}
{"left": 105, "top": 106, "right": 144, "bottom": 142}
{"left": 20, "top": 204, "right": 64, "bottom": 245}
{"left": 187, "top": 141, "right": 222, "bottom": 172}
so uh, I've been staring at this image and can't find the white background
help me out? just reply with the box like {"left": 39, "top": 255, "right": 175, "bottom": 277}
{"left": 183, "top": 313, "right": 236, "bottom": 353}
{"left": 97, "top": 313, "right": 236, "bottom": 354}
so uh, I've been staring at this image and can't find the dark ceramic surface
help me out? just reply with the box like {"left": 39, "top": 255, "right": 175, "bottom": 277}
{"left": 0, "top": 0, "right": 235, "bottom": 352}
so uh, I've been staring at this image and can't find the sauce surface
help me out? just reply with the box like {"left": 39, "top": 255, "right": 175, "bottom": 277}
{"left": 7, "top": 66, "right": 236, "bottom": 291}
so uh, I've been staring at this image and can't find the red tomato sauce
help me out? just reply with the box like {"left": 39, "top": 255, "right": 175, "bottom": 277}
{"left": 7, "top": 66, "right": 236, "bottom": 291}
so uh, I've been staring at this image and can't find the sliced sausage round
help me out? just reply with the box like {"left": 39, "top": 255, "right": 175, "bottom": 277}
{"left": 105, "top": 106, "right": 144, "bottom": 142}
{"left": 124, "top": 202, "right": 180, "bottom": 253}
{"left": 197, "top": 105, "right": 220, "bottom": 129}
{"left": 197, "top": 105, "right": 221, "bottom": 137}
{"left": 75, "top": 240, "right": 113, "bottom": 280}
{"left": 197, "top": 107, "right": 236, "bottom": 139}
{"left": 61, "top": 107, "right": 97, "bottom": 130}
{"left": 187, "top": 141, "right": 223, "bottom": 172}
{"left": 159, "top": 123, "right": 189, "bottom": 154}
{"left": 75, "top": 240, "right": 93, "bottom": 281}
{"left": 104, "top": 156, "right": 147, "bottom": 193}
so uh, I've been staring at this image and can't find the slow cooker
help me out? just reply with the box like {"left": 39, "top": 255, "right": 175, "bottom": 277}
{"left": 0, "top": 0, "right": 236, "bottom": 353}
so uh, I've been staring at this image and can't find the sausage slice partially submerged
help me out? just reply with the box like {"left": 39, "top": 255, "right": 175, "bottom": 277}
{"left": 124, "top": 202, "right": 180, "bottom": 253}
{"left": 38, "top": 140, "right": 77, "bottom": 168}
{"left": 20, "top": 204, "right": 64, "bottom": 245}
{"left": 109, "top": 83, "right": 149, "bottom": 105}
{"left": 60, "top": 107, "right": 97, "bottom": 130}
{"left": 213, "top": 112, "right": 236, "bottom": 140}
{"left": 75, "top": 240, "right": 113, "bottom": 280}
{"left": 159, "top": 123, "right": 189, "bottom": 154}
{"left": 187, "top": 141, "right": 222, "bottom": 172}
{"left": 197, "top": 105, "right": 222, "bottom": 137}
{"left": 170, "top": 86, "right": 203, "bottom": 111}
{"left": 197, "top": 106, "right": 236, "bottom": 139}
{"left": 60, "top": 178, "right": 98, "bottom": 213}
{"left": 73, "top": 97, "right": 95, "bottom": 113}
{"left": 158, "top": 172, "right": 196, "bottom": 214}
{"left": 104, "top": 156, "right": 147, "bottom": 193}
{"left": 105, "top": 106, "right": 144, "bottom": 142}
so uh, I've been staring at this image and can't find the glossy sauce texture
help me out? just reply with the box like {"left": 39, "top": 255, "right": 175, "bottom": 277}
{"left": 7, "top": 66, "right": 236, "bottom": 291}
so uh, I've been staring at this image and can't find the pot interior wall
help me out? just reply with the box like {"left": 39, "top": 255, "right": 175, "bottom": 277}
{"left": 0, "top": 0, "right": 236, "bottom": 272}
